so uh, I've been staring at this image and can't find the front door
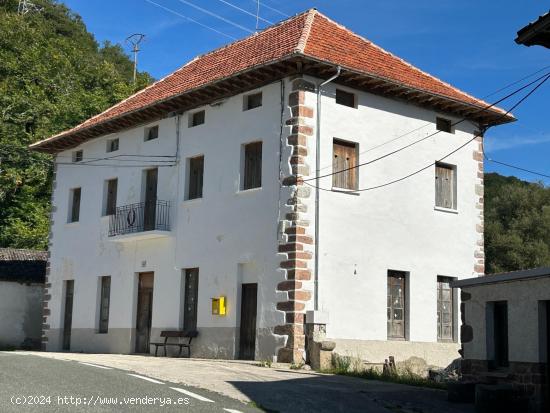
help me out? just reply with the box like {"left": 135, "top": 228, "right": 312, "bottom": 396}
{"left": 62, "top": 280, "right": 74, "bottom": 351}
{"left": 239, "top": 283, "right": 258, "bottom": 360}
{"left": 135, "top": 273, "right": 154, "bottom": 353}
{"left": 144, "top": 169, "right": 158, "bottom": 231}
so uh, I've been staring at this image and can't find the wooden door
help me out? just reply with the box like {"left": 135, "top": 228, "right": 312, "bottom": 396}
{"left": 62, "top": 280, "right": 74, "bottom": 351}
{"left": 239, "top": 283, "right": 258, "bottom": 360}
{"left": 144, "top": 169, "right": 158, "bottom": 231}
{"left": 183, "top": 269, "right": 199, "bottom": 331}
{"left": 135, "top": 273, "right": 154, "bottom": 353}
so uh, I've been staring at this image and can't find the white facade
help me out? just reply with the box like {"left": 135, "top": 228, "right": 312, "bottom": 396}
{"left": 44, "top": 76, "right": 482, "bottom": 366}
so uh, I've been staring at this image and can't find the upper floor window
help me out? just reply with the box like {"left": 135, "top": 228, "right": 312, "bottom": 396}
{"left": 106, "top": 138, "right": 119, "bottom": 153}
{"left": 335, "top": 89, "right": 356, "bottom": 108}
{"left": 104, "top": 178, "right": 118, "bottom": 216}
{"left": 332, "top": 139, "right": 358, "bottom": 190}
{"left": 242, "top": 141, "right": 262, "bottom": 190}
{"left": 187, "top": 156, "right": 204, "bottom": 200}
{"left": 69, "top": 187, "right": 81, "bottom": 223}
{"left": 72, "top": 150, "right": 83, "bottom": 163}
{"left": 144, "top": 125, "right": 159, "bottom": 141}
{"left": 435, "top": 163, "right": 457, "bottom": 210}
{"left": 436, "top": 117, "right": 453, "bottom": 133}
{"left": 243, "top": 92, "right": 262, "bottom": 111}
{"left": 189, "top": 110, "right": 205, "bottom": 127}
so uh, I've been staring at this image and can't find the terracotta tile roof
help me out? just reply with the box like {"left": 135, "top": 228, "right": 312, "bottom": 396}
{"left": 0, "top": 248, "right": 47, "bottom": 284}
{"left": 31, "top": 9, "right": 511, "bottom": 152}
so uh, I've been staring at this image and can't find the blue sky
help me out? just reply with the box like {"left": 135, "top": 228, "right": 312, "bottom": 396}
{"left": 63, "top": 0, "right": 549, "bottom": 184}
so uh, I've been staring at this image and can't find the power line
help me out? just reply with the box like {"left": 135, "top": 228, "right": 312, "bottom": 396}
{"left": 251, "top": 0, "right": 289, "bottom": 18}
{"left": 480, "top": 64, "right": 550, "bottom": 100}
{"left": 303, "top": 72, "right": 550, "bottom": 192}
{"left": 144, "top": 0, "right": 237, "bottom": 40}
{"left": 214, "top": 0, "right": 273, "bottom": 25}
{"left": 175, "top": 0, "right": 255, "bottom": 33}
{"left": 303, "top": 71, "right": 550, "bottom": 183}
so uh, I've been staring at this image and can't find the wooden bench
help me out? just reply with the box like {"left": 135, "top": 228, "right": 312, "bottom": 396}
{"left": 151, "top": 330, "right": 198, "bottom": 357}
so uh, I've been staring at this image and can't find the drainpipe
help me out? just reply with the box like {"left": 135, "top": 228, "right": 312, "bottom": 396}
{"left": 314, "top": 66, "right": 341, "bottom": 311}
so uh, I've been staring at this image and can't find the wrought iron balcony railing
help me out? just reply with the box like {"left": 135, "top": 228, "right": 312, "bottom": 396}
{"left": 109, "top": 200, "right": 170, "bottom": 237}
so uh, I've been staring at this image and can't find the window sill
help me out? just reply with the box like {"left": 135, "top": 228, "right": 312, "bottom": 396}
{"left": 65, "top": 221, "right": 80, "bottom": 227}
{"left": 237, "top": 187, "right": 262, "bottom": 195}
{"left": 331, "top": 187, "right": 360, "bottom": 196}
{"left": 182, "top": 197, "right": 203, "bottom": 205}
{"left": 434, "top": 206, "right": 458, "bottom": 214}
{"left": 387, "top": 337, "right": 408, "bottom": 341}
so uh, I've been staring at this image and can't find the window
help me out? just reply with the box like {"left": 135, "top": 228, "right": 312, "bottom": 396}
{"left": 332, "top": 139, "right": 358, "bottom": 190}
{"left": 243, "top": 92, "right": 262, "bottom": 111}
{"left": 437, "top": 277, "right": 455, "bottom": 341}
{"left": 104, "top": 178, "right": 118, "bottom": 216}
{"left": 69, "top": 188, "right": 81, "bottom": 223}
{"left": 98, "top": 276, "right": 111, "bottom": 334}
{"left": 183, "top": 268, "right": 199, "bottom": 331}
{"left": 72, "top": 150, "right": 83, "bottom": 163}
{"left": 436, "top": 117, "right": 453, "bottom": 133}
{"left": 242, "top": 142, "right": 262, "bottom": 190}
{"left": 189, "top": 110, "right": 205, "bottom": 127}
{"left": 106, "top": 138, "right": 119, "bottom": 153}
{"left": 187, "top": 156, "right": 204, "bottom": 200}
{"left": 387, "top": 271, "right": 407, "bottom": 339}
{"left": 435, "top": 163, "right": 457, "bottom": 210}
{"left": 335, "top": 89, "right": 356, "bottom": 108}
{"left": 488, "top": 301, "right": 509, "bottom": 368}
{"left": 144, "top": 125, "right": 159, "bottom": 141}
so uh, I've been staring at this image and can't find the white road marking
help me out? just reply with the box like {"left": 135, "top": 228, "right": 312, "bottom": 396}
{"left": 79, "top": 362, "right": 112, "bottom": 370}
{"left": 170, "top": 387, "right": 215, "bottom": 402}
{"left": 127, "top": 373, "right": 164, "bottom": 384}
{"left": 223, "top": 409, "right": 243, "bottom": 413}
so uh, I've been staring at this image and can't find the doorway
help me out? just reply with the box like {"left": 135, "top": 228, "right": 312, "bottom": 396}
{"left": 239, "top": 283, "right": 258, "bottom": 360}
{"left": 135, "top": 272, "right": 154, "bottom": 353}
{"left": 143, "top": 168, "right": 158, "bottom": 231}
{"left": 62, "top": 280, "right": 74, "bottom": 351}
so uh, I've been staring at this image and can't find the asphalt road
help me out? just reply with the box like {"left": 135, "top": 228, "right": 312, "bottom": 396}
{"left": 0, "top": 352, "right": 257, "bottom": 412}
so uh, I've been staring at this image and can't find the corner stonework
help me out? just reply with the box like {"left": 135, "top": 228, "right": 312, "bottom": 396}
{"left": 275, "top": 77, "right": 316, "bottom": 363}
{"left": 473, "top": 135, "right": 484, "bottom": 276}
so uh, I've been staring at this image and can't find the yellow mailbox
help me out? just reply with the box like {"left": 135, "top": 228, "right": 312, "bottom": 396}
{"left": 211, "top": 296, "right": 226, "bottom": 316}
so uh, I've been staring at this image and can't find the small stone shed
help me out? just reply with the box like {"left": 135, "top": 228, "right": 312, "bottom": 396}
{"left": 0, "top": 248, "right": 47, "bottom": 349}
{"left": 452, "top": 267, "right": 550, "bottom": 412}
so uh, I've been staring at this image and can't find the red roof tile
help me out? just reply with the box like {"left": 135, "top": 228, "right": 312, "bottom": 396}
{"left": 31, "top": 9, "right": 510, "bottom": 151}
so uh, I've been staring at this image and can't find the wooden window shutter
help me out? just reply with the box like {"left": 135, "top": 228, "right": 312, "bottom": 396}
{"left": 243, "top": 142, "right": 262, "bottom": 190}
{"left": 99, "top": 276, "right": 111, "bottom": 334}
{"left": 435, "top": 163, "right": 456, "bottom": 209}
{"left": 332, "top": 140, "right": 358, "bottom": 190}
{"left": 71, "top": 188, "right": 81, "bottom": 222}
{"left": 106, "top": 179, "right": 117, "bottom": 216}
{"left": 188, "top": 156, "right": 204, "bottom": 200}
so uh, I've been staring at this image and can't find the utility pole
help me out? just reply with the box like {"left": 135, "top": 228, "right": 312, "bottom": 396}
{"left": 125, "top": 34, "right": 145, "bottom": 84}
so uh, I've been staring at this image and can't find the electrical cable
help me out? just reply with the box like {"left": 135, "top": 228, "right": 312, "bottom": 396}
{"left": 175, "top": 0, "right": 254, "bottom": 33}
{"left": 251, "top": 0, "right": 289, "bottom": 18}
{"left": 214, "top": 0, "right": 273, "bottom": 25}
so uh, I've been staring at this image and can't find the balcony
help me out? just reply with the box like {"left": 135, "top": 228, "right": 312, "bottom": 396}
{"left": 108, "top": 200, "right": 171, "bottom": 241}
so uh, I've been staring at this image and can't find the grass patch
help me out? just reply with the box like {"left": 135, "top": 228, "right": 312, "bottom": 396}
{"left": 324, "top": 354, "right": 447, "bottom": 390}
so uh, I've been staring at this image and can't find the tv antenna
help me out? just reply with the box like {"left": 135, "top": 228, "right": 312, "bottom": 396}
{"left": 18, "top": 0, "right": 42, "bottom": 15}
{"left": 255, "top": 0, "right": 260, "bottom": 31}
{"left": 125, "top": 33, "right": 146, "bottom": 84}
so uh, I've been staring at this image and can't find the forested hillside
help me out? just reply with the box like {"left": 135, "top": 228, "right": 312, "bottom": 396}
{"left": 485, "top": 173, "right": 550, "bottom": 273}
{"left": 0, "top": 0, "right": 152, "bottom": 249}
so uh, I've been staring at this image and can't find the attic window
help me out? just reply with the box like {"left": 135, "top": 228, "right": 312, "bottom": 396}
{"left": 144, "top": 125, "right": 159, "bottom": 141}
{"left": 106, "top": 138, "right": 119, "bottom": 153}
{"left": 189, "top": 110, "right": 205, "bottom": 127}
{"left": 72, "top": 150, "right": 83, "bottom": 163}
{"left": 436, "top": 117, "right": 453, "bottom": 133}
{"left": 335, "top": 89, "right": 356, "bottom": 108}
{"left": 243, "top": 92, "right": 262, "bottom": 111}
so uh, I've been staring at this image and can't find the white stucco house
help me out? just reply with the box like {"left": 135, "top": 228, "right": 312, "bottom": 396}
{"left": 30, "top": 9, "right": 513, "bottom": 366}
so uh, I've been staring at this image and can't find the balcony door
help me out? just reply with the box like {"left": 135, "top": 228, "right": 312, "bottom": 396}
{"left": 144, "top": 168, "right": 158, "bottom": 231}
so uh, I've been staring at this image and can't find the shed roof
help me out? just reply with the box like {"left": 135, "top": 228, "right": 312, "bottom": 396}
{"left": 30, "top": 9, "right": 514, "bottom": 154}
{"left": 0, "top": 248, "right": 47, "bottom": 284}
{"left": 451, "top": 267, "right": 550, "bottom": 288}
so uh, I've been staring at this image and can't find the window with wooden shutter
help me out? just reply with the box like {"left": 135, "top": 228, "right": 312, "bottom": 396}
{"left": 435, "top": 163, "right": 457, "bottom": 209}
{"left": 72, "top": 150, "right": 83, "bottom": 162}
{"left": 243, "top": 142, "right": 262, "bottom": 190}
{"left": 437, "top": 276, "right": 454, "bottom": 342}
{"left": 98, "top": 276, "right": 111, "bottom": 334}
{"left": 387, "top": 271, "right": 407, "bottom": 340}
{"left": 144, "top": 125, "right": 159, "bottom": 141}
{"left": 187, "top": 156, "right": 204, "bottom": 200}
{"left": 189, "top": 110, "right": 205, "bottom": 127}
{"left": 436, "top": 117, "right": 453, "bottom": 133}
{"left": 335, "top": 89, "right": 356, "bottom": 108}
{"left": 332, "top": 139, "right": 358, "bottom": 190}
{"left": 106, "top": 138, "right": 119, "bottom": 153}
{"left": 70, "top": 188, "right": 81, "bottom": 223}
{"left": 105, "top": 178, "right": 118, "bottom": 216}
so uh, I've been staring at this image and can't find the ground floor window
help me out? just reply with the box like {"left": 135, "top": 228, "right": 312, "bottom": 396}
{"left": 387, "top": 271, "right": 407, "bottom": 340}
{"left": 437, "top": 276, "right": 454, "bottom": 341}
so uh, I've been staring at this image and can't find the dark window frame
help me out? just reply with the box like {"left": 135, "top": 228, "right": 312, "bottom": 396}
{"left": 144, "top": 125, "right": 159, "bottom": 141}
{"left": 242, "top": 141, "right": 262, "bottom": 190}
{"left": 69, "top": 187, "right": 81, "bottom": 223}
{"left": 335, "top": 89, "right": 357, "bottom": 108}
{"left": 104, "top": 178, "right": 118, "bottom": 216}
{"left": 98, "top": 276, "right": 111, "bottom": 334}
{"left": 106, "top": 138, "right": 119, "bottom": 153}
{"left": 187, "top": 155, "right": 204, "bottom": 200}
{"left": 436, "top": 117, "right": 453, "bottom": 133}
{"left": 73, "top": 150, "right": 83, "bottom": 163}
{"left": 189, "top": 110, "right": 205, "bottom": 127}
{"left": 332, "top": 139, "right": 359, "bottom": 190}
{"left": 243, "top": 92, "right": 263, "bottom": 111}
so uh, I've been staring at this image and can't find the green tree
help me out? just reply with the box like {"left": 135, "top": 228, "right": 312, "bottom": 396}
{"left": 485, "top": 173, "right": 550, "bottom": 273}
{"left": 0, "top": 0, "right": 152, "bottom": 249}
